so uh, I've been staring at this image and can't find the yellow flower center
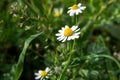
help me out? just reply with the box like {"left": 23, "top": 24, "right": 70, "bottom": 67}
{"left": 64, "top": 28, "right": 73, "bottom": 37}
{"left": 41, "top": 71, "right": 47, "bottom": 77}
{"left": 72, "top": 4, "right": 79, "bottom": 10}
{"left": 55, "top": 12, "right": 61, "bottom": 17}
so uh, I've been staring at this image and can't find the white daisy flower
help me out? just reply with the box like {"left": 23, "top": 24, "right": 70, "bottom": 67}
{"left": 54, "top": 8, "right": 63, "bottom": 17}
{"left": 67, "top": 3, "right": 86, "bottom": 16}
{"left": 35, "top": 67, "right": 51, "bottom": 80}
{"left": 56, "top": 25, "right": 80, "bottom": 42}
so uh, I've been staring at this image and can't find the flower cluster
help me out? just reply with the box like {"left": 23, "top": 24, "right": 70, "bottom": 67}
{"left": 56, "top": 3, "right": 86, "bottom": 42}
{"left": 35, "top": 3, "right": 86, "bottom": 80}
{"left": 9, "top": 2, "right": 28, "bottom": 17}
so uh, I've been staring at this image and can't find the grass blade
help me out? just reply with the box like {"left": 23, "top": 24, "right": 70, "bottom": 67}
{"left": 13, "top": 32, "right": 43, "bottom": 80}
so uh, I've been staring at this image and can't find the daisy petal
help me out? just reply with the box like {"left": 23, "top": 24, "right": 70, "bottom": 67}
{"left": 71, "top": 26, "right": 78, "bottom": 31}
{"left": 56, "top": 25, "right": 80, "bottom": 42}
{"left": 35, "top": 76, "right": 41, "bottom": 80}
{"left": 75, "top": 28, "right": 80, "bottom": 32}
{"left": 34, "top": 67, "right": 51, "bottom": 80}
{"left": 65, "top": 25, "right": 69, "bottom": 28}
{"left": 56, "top": 33, "right": 62, "bottom": 36}
{"left": 62, "top": 37, "right": 67, "bottom": 42}
{"left": 67, "top": 3, "right": 86, "bottom": 16}
{"left": 80, "top": 6, "right": 86, "bottom": 10}
{"left": 78, "top": 3, "right": 82, "bottom": 7}
{"left": 45, "top": 67, "right": 50, "bottom": 72}
{"left": 35, "top": 73, "right": 39, "bottom": 76}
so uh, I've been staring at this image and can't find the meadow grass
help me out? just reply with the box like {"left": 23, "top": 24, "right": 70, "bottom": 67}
{"left": 0, "top": 0, "right": 120, "bottom": 80}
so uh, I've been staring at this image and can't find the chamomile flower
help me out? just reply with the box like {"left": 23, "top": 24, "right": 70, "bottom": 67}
{"left": 56, "top": 25, "right": 80, "bottom": 42}
{"left": 35, "top": 67, "right": 51, "bottom": 80}
{"left": 67, "top": 3, "right": 86, "bottom": 16}
{"left": 54, "top": 8, "right": 63, "bottom": 17}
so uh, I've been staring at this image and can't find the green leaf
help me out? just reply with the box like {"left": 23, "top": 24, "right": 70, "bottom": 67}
{"left": 22, "top": 0, "right": 46, "bottom": 17}
{"left": 79, "top": 69, "right": 99, "bottom": 78}
{"left": 79, "top": 69, "right": 89, "bottom": 77}
{"left": 87, "top": 36, "right": 107, "bottom": 54}
{"left": 13, "top": 32, "right": 43, "bottom": 80}
{"left": 95, "top": 54, "right": 120, "bottom": 69}
{"left": 87, "top": 36, "right": 119, "bottom": 79}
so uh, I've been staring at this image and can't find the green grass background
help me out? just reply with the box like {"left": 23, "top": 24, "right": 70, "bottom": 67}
{"left": 0, "top": 0, "right": 120, "bottom": 80}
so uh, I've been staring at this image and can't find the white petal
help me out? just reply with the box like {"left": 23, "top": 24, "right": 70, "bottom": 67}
{"left": 35, "top": 76, "right": 41, "bottom": 80}
{"left": 79, "top": 10, "right": 82, "bottom": 13}
{"left": 70, "top": 11, "right": 75, "bottom": 16}
{"left": 74, "top": 34, "right": 80, "bottom": 38}
{"left": 67, "top": 36, "right": 72, "bottom": 40}
{"left": 61, "top": 27, "right": 65, "bottom": 31}
{"left": 60, "top": 8, "right": 63, "bottom": 13}
{"left": 71, "top": 36, "right": 75, "bottom": 39}
{"left": 73, "top": 33, "right": 80, "bottom": 38}
{"left": 74, "top": 28, "right": 80, "bottom": 32}
{"left": 67, "top": 10, "right": 71, "bottom": 13}
{"left": 46, "top": 76, "right": 49, "bottom": 78}
{"left": 76, "top": 9, "right": 82, "bottom": 13}
{"left": 75, "top": 32, "right": 81, "bottom": 35}
{"left": 41, "top": 77, "right": 43, "bottom": 80}
{"left": 67, "top": 3, "right": 86, "bottom": 16}
{"left": 35, "top": 73, "right": 39, "bottom": 76}
{"left": 56, "top": 33, "right": 62, "bottom": 36}
{"left": 67, "top": 10, "right": 74, "bottom": 16}
{"left": 78, "top": 3, "right": 82, "bottom": 7}
{"left": 62, "top": 37, "right": 67, "bottom": 42}
{"left": 58, "top": 30, "right": 63, "bottom": 33}
{"left": 71, "top": 26, "right": 78, "bottom": 31}
{"left": 57, "top": 36, "right": 65, "bottom": 41}
{"left": 75, "top": 35, "right": 79, "bottom": 38}
{"left": 45, "top": 67, "right": 50, "bottom": 72}
{"left": 39, "top": 71, "right": 42, "bottom": 74}
{"left": 76, "top": 11, "right": 79, "bottom": 15}
{"left": 68, "top": 7, "right": 72, "bottom": 9}
{"left": 57, "top": 35, "right": 64, "bottom": 39}
{"left": 80, "top": 6, "right": 86, "bottom": 10}
{"left": 65, "top": 25, "right": 69, "bottom": 28}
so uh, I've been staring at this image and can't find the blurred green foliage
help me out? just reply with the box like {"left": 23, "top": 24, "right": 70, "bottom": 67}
{"left": 0, "top": 0, "right": 120, "bottom": 80}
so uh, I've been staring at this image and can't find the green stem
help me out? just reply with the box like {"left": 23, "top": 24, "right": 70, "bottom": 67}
{"left": 58, "top": 40, "right": 76, "bottom": 80}
{"left": 96, "top": 54, "right": 120, "bottom": 80}
{"left": 75, "top": 15, "right": 77, "bottom": 25}
{"left": 96, "top": 55, "right": 120, "bottom": 69}
{"left": 72, "top": 40, "right": 76, "bottom": 50}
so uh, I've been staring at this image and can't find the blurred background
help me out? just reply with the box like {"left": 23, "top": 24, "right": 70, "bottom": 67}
{"left": 0, "top": 0, "right": 120, "bottom": 80}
